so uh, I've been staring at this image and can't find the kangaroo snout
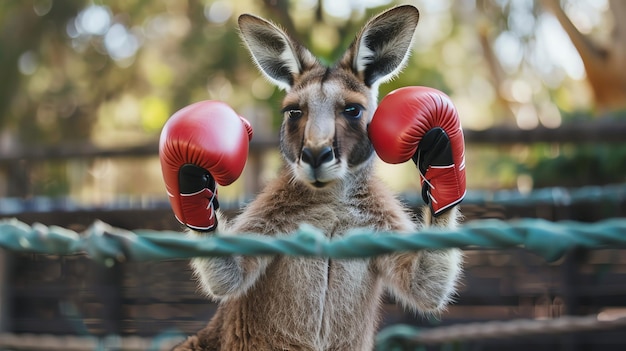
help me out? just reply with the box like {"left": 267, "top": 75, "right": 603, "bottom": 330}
{"left": 301, "top": 146, "right": 334, "bottom": 168}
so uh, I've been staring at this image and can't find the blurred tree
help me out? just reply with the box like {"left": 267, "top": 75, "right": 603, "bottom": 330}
{"left": 1, "top": 0, "right": 623, "bottom": 200}
{"left": 0, "top": 1, "right": 86, "bottom": 141}
{"left": 464, "top": 0, "right": 626, "bottom": 188}
{"left": 542, "top": 0, "right": 626, "bottom": 114}
{"left": 472, "top": 0, "right": 626, "bottom": 120}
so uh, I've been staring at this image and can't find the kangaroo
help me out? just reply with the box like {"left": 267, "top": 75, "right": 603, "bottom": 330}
{"left": 173, "top": 5, "right": 462, "bottom": 350}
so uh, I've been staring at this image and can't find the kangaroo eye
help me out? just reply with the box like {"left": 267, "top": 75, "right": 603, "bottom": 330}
{"left": 284, "top": 109, "right": 303, "bottom": 120}
{"left": 342, "top": 104, "right": 363, "bottom": 119}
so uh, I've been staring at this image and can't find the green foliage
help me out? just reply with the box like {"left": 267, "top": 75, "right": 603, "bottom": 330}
{"left": 1, "top": 0, "right": 86, "bottom": 139}
{"left": 522, "top": 112, "right": 626, "bottom": 188}
{"left": 31, "top": 162, "right": 71, "bottom": 197}
{"left": 528, "top": 144, "right": 626, "bottom": 188}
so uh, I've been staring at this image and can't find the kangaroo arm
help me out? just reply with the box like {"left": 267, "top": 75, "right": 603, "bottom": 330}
{"left": 188, "top": 212, "right": 273, "bottom": 300}
{"left": 191, "top": 255, "right": 272, "bottom": 300}
{"left": 375, "top": 206, "right": 463, "bottom": 313}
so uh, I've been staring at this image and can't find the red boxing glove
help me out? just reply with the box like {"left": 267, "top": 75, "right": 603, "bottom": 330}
{"left": 159, "top": 101, "right": 252, "bottom": 231}
{"left": 368, "top": 86, "right": 466, "bottom": 216}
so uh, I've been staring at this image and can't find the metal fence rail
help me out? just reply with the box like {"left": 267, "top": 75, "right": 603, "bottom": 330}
{"left": 2, "top": 122, "right": 626, "bottom": 163}
{"left": 2, "top": 182, "right": 623, "bottom": 215}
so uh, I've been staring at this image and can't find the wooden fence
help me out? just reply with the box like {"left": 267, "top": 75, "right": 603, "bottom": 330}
{"left": 0, "top": 121, "right": 625, "bottom": 350}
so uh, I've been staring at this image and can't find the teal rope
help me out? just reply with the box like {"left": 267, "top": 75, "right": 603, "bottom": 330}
{"left": 374, "top": 314, "right": 626, "bottom": 349}
{"left": 1, "top": 218, "right": 626, "bottom": 263}
{"left": 402, "top": 183, "right": 626, "bottom": 207}
{"left": 466, "top": 183, "right": 626, "bottom": 206}
{"left": 0, "top": 184, "right": 623, "bottom": 218}
{"left": 376, "top": 325, "right": 424, "bottom": 351}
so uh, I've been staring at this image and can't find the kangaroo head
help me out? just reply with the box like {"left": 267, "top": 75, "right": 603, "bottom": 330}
{"left": 239, "top": 6, "right": 419, "bottom": 189}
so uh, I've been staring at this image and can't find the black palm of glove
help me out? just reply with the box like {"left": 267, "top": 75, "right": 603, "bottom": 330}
{"left": 411, "top": 127, "right": 453, "bottom": 205}
{"left": 176, "top": 164, "right": 220, "bottom": 231}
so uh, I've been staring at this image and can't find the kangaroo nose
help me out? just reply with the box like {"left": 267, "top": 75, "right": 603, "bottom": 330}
{"left": 301, "top": 146, "right": 334, "bottom": 168}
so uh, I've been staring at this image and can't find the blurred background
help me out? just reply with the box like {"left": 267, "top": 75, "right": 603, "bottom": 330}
{"left": 1, "top": 0, "right": 625, "bottom": 206}
{"left": 0, "top": 0, "right": 625, "bottom": 350}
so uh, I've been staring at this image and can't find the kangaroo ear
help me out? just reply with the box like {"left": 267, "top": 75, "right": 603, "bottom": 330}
{"left": 341, "top": 5, "right": 419, "bottom": 88}
{"left": 239, "top": 14, "right": 317, "bottom": 91}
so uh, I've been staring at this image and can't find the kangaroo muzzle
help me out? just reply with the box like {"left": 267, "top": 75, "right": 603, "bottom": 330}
{"left": 301, "top": 146, "right": 334, "bottom": 169}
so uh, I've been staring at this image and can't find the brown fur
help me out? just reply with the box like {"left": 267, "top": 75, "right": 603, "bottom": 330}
{"left": 174, "top": 6, "right": 462, "bottom": 351}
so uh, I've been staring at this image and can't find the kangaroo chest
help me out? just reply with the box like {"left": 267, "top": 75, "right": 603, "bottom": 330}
{"left": 256, "top": 255, "right": 381, "bottom": 349}
{"left": 227, "top": 184, "right": 390, "bottom": 349}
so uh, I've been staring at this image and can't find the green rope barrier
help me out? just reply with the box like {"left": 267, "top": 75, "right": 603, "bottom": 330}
{"left": 3, "top": 218, "right": 626, "bottom": 350}
{"left": 1, "top": 218, "right": 626, "bottom": 263}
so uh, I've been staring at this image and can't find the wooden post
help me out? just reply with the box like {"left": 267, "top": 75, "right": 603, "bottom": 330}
{"left": 92, "top": 259, "right": 123, "bottom": 336}
{"left": 0, "top": 250, "right": 13, "bottom": 333}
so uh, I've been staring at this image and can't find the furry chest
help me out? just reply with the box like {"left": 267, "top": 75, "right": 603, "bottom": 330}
{"left": 255, "top": 255, "right": 381, "bottom": 348}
